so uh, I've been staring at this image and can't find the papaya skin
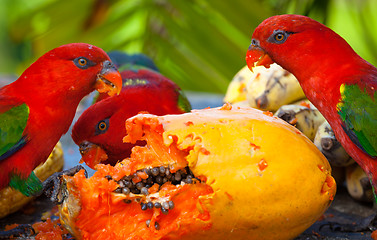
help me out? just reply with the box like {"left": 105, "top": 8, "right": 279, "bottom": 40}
{"left": 157, "top": 105, "right": 335, "bottom": 240}
{"left": 60, "top": 105, "right": 336, "bottom": 240}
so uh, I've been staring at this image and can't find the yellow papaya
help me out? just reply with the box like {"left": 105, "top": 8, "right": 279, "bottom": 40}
{"left": 59, "top": 105, "right": 335, "bottom": 240}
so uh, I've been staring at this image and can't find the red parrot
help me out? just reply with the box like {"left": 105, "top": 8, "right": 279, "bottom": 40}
{"left": 246, "top": 14, "right": 377, "bottom": 201}
{"left": 71, "top": 67, "right": 191, "bottom": 169}
{"left": 0, "top": 43, "right": 122, "bottom": 196}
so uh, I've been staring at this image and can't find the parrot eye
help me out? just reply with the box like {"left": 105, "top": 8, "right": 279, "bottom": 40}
{"left": 95, "top": 118, "right": 109, "bottom": 135}
{"left": 98, "top": 122, "right": 106, "bottom": 130}
{"left": 78, "top": 58, "right": 87, "bottom": 66}
{"left": 275, "top": 33, "right": 285, "bottom": 41}
{"left": 73, "top": 57, "right": 94, "bottom": 69}
{"left": 268, "top": 30, "right": 291, "bottom": 44}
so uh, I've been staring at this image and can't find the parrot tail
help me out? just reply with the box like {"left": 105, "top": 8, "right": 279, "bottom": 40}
{"left": 9, "top": 172, "right": 43, "bottom": 197}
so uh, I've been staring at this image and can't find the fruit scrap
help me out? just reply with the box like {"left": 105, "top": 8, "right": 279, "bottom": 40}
{"left": 263, "top": 111, "right": 273, "bottom": 117}
{"left": 220, "top": 102, "right": 232, "bottom": 110}
{"left": 372, "top": 229, "right": 377, "bottom": 240}
{"left": 250, "top": 143, "right": 261, "bottom": 150}
{"left": 321, "top": 176, "right": 336, "bottom": 201}
{"left": 258, "top": 159, "right": 268, "bottom": 172}
{"left": 32, "top": 218, "right": 68, "bottom": 239}
{"left": 299, "top": 101, "right": 311, "bottom": 109}
{"left": 2, "top": 214, "right": 68, "bottom": 240}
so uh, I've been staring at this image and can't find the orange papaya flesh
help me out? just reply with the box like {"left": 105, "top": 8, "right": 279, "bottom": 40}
{"left": 59, "top": 105, "right": 336, "bottom": 240}
{"left": 60, "top": 116, "right": 214, "bottom": 240}
{"left": 62, "top": 170, "right": 212, "bottom": 240}
{"left": 32, "top": 218, "right": 68, "bottom": 240}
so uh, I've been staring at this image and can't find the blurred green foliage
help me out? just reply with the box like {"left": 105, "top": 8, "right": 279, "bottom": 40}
{"left": 0, "top": 0, "right": 377, "bottom": 93}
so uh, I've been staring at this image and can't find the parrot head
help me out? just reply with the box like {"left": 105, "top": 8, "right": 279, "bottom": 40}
{"left": 68, "top": 43, "right": 123, "bottom": 97}
{"left": 245, "top": 14, "right": 362, "bottom": 83}
{"left": 72, "top": 94, "right": 139, "bottom": 169}
{"left": 18, "top": 43, "right": 122, "bottom": 100}
{"left": 72, "top": 68, "right": 191, "bottom": 169}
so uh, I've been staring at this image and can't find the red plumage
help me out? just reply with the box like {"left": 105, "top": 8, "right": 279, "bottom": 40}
{"left": 71, "top": 69, "right": 190, "bottom": 169}
{"left": 246, "top": 15, "right": 377, "bottom": 196}
{"left": 0, "top": 43, "right": 122, "bottom": 191}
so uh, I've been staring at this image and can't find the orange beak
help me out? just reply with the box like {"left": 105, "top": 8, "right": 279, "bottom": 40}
{"left": 246, "top": 40, "right": 274, "bottom": 72}
{"left": 95, "top": 60, "right": 122, "bottom": 97}
{"left": 79, "top": 141, "right": 108, "bottom": 169}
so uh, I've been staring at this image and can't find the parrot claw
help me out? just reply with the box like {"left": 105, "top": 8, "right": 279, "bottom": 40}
{"left": 0, "top": 224, "right": 35, "bottom": 239}
{"left": 319, "top": 213, "right": 377, "bottom": 233}
{"left": 42, "top": 165, "right": 87, "bottom": 205}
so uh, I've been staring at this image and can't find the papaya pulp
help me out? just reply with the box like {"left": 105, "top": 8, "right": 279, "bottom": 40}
{"left": 59, "top": 104, "right": 336, "bottom": 240}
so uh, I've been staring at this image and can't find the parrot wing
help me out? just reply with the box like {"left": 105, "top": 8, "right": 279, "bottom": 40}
{"left": 0, "top": 101, "right": 42, "bottom": 196}
{"left": 177, "top": 88, "right": 192, "bottom": 113}
{"left": 0, "top": 103, "right": 30, "bottom": 161}
{"left": 337, "top": 83, "right": 377, "bottom": 157}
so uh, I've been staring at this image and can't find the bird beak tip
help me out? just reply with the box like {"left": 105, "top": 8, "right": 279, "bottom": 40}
{"left": 246, "top": 44, "right": 274, "bottom": 72}
{"left": 95, "top": 61, "right": 122, "bottom": 96}
{"left": 79, "top": 142, "right": 108, "bottom": 169}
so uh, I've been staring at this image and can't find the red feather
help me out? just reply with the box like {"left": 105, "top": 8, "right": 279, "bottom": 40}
{"left": 72, "top": 69, "right": 189, "bottom": 169}
{"left": 0, "top": 43, "right": 121, "bottom": 190}
{"left": 246, "top": 14, "right": 377, "bottom": 194}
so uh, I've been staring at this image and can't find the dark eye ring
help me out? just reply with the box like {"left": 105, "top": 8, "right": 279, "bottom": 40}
{"left": 268, "top": 30, "right": 291, "bottom": 44}
{"left": 74, "top": 57, "right": 92, "bottom": 69}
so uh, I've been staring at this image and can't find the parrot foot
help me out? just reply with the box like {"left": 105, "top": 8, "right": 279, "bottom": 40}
{"left": 42, "top": 165, "right": 88, "bottom": 205}
{"left": 320, "top": 213, "right": 377, "bottom": 232}
{"left": 0, "top": 224, "right": 35, "bottom": 239}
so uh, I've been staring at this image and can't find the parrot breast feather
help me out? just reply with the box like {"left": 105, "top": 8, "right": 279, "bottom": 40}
{"left": 337, "top": 83, "right": 377, "bottom": 157}
{"left": 0, "top": 103, "right": 29, "bottom": 161}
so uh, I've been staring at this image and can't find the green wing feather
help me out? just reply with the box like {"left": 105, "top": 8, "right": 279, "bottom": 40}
{"left": 177, "top": 89, "right": 192, "bottom": 113}
{"left": 0, "top": 103, "right": 29, "bottom": 159}
{"left": 337, "top": 84, "right": 377, "bottom": 157}
{"left": 9, "top": 171, "right": 42, "bottom": 197}
{"left": 0, "top": 103, "right": 40, "bottom": 196}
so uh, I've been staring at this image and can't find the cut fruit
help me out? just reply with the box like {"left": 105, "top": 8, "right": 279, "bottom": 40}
{"left": 59, "top": 105, "right": 335, "bottom": 240}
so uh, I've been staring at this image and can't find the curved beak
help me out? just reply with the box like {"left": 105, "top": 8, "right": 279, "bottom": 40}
{"left": 246, "top": 39, "right": 274, "bottom": 72}
{"left": 95, "top": 60, "right": 122, "bottom": 97}
{"left": 78, "top": 141, "right": 108, "bottom": 169}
